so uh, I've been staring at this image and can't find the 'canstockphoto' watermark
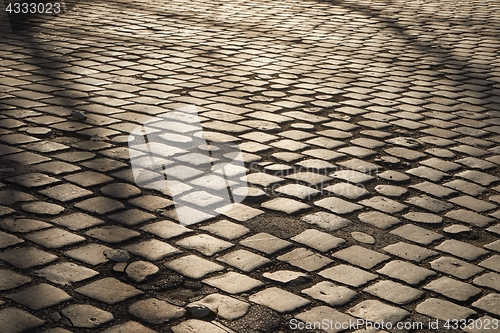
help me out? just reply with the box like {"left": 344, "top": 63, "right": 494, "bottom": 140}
{"left": 128, "top": 105, "right": 248, "bottom": 226}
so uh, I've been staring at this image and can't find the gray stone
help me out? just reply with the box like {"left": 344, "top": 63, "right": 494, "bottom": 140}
{"left": 302, "top": 281, "right": 357, "bottom": 306}
{"left": 61, "top": 304, "right": 114, "bottom": 328}
{"left": 347, "top": 300, "right": 410, "bottom": 324}
{"left": 76, "top": 278, "right": 143, "bottom": 304}
{"left": 128, "top": 298, "right": 184, "bottom": 324}
{"left": 126, "top": 261, "right": 160, "bottom": 282}
{"left": 416, "top": 298, "right": 476, "bottom": 320}
{"left": 249, "top": 287, "right": 310, "bottom": 313}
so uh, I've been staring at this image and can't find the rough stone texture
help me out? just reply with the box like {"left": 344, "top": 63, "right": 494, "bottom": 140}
{"left": 6, "top": 283, "right": 72, "bottom": 310}
{"left": 347, "top": 300, "right": 410, "bottom": 324}
{"left": 76, "top": 278, "right": 143, "bottom": 304}
{"left": 302, "top": 281, "right": 357, "bottom": 306}
{"left": 416, "top": 298, "right": 476, "bottom": 320}
{"left": 0, "top": 307, "right": 44, "bottom": 333}
{"left": 128, "top": 298, "right": 185, "bottom": 324}
{"left": 249, "top": 287, "right": 310, "bottom": 313}
{"left": 61, "top": 304, "right": 114, "bottom": 328}
{"left": 203, "top": 272, "right": 264, "bottom": 294}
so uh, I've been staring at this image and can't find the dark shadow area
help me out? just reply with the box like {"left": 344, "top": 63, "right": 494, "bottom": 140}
{"left": 5, "top": 0, "right": 79, "bottom": 31}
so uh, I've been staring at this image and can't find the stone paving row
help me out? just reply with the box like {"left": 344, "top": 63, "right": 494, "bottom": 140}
{"left": 0, "top": 0, "right": 500, "bottom": 332}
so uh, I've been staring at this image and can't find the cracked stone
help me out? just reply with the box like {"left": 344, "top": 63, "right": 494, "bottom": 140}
{"left": 188, "top": 293, "right": 250, "bottom": 320}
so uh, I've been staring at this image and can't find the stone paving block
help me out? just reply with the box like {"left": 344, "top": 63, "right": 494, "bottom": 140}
{"left": 449, "top": 195, "right": 497, "bottom": 212}
{"left": 6, "top": 172, "right": 60, "bottom": 188}
{"left": 324, "top": 182, "right": 369, "bottom": 200}
{"left": 85, "top": 226, "right": 140, "bottom": 244}
{"left": 364, "top": 280, "right": 423, "bottom": 305}
{"left": 125, "top": 261, "right": 160, "bottom": 282}
{"left": 240, "top": 232, "right": 292, "bottom": 255}
{"left": 7, "top": 283, "right": 72, "bottom": 310}
{"left": 430, "top": 257, "right": 484, "bottom": 280}
{"left": 377, "top": 170, "right": 410, "bottom": 183}
{"left": 171, "top": 319, "right": 235, "bottom": 333}
{"left": 0, "top": 246, "right": 58, "bottom": 269}
{"left": 435, "top": 240, "right": 489, "bottom": 261}
{"left": 315, "top": 197, "right": 363, "bottom": 215}
{"left": 0, "top": 230, "right": 24, "bottom": 249}
{"left": 76, "top": 277, "right": 143, "bottom": 304}
{"left": 261, "top": 197, "right": 311, "bottom": 214}
{"left": 25, "top": 228, "right": 85, "bottom": 249}
{"left": 189, "top": 293, "right": 250, "bottom": 320}
{"left": 75, "top": 196, "right": 125, "bottom": 215}
{"left": 250, "top": 287, "right": 310, "bottom": 313}
{"left": 64, "top": 171, "right": 113, "bottom": 187}
{"left": 277, "top": 248, "right": 333, "bottom": 272}
{"left": 203, "top": 271, "right": 264, "bottom": 294}
{"left": 383, "top": 242, "right": 438, "bottom": 262}
{"left": 199, "top": 220, "right": 250, "bottom": 240}
{"left": 295, "top": 306, "right": 356, "bottom": 333}
{"left": 445, "top": 209, "right": 494, "bottom": 227}
{"left": 129, "top": 298, "right": 185, "bottom": 324}
{"left": 291, "top": 229, "right": 345, "bottom": 252}
{"left": 444, "top": 179, "right": 487, "bottom": 197}
{"left": 22, "top": 201, "right": 66, "bottom": 215}
{"left": 52, "top": 213, "right": 104, "bottom": 231}
{"left": 64, "top": 243, "right": 112, "bottom": 266}
{"left": 410, "top": 181, "right": 456, "bottom": 198}
{"left": 348, "top": 300, "right": 410, "bottom": 325}
{"left": 424, "top": 277, "right": 481, "bottom": 302}
{"left": 0, "top": 269, "right": 31, "bottom": 291}
{"left": 108, "top": 209, "right": 156, "bottom": 226}
{"left": 320, "top": 264, "right": 378, "bottom": 287}
{"left": 333, "top": 245, "right": 389, "bottom": 269}
{"left": 140, "top": 220, "right": 193, "bottom": 239}
{"left": 61, "top": 304, "right": 114, "bottom": 328}
{"left": 275, "top": 183, "right": 321, "bottom": 200}
{"left": 390, "top": 224, "right": 443, "bottom": 245}
{"left": 405, "top": 195, "right": 453, "bottom": 213}
{"left": 101, "top": 183, "right": 141, "bottom": 199}
{"left": 40, "top": 184, "right": 93, "bottom": 202}
{"left": 165, "top": 255, "right": 224, "bottom": 279}
{"left": 102, "top": 321, "right": 158, "bottom": 333}
{"left": 2, "top": 151, "right": 51, "bottom": 164}
{"left": 125, "top": 239, "right": 181, "bottom": 261}
{"left": 301, "top": 211, "right": 352, "bottom": 231}
{"left": 216, "top": 203, "right": 264, "bottom": 222}
{"left": 302, "top": 281, "right": 357, "bottom": 306}
{"left": 0, "top": 307, "right": 44, "bottom": 333}
{"left": 403, "top": 211, "right": 442, "bottom": 224}
{"left": 286, "top": 171, "right": 332, "bottom": 186}
{"left": 360, "top": 196, "right": 407, "bottom": 214}
{"left": 176, "top": 234, "right": 233, "bottom": 256}
{"left": 377, "top": 260, "right": 436, "bottom": 285}
{"left": 416, "top": 298, "right": 476, "bottom": 321}
{"left": 217, "top": 249, "right": 271, "bottom": 272}
{"left": 473, "top": 272, "right": 500, "bottom": 292}
{"left": 358, "top": 211, "right": 401, "bottom": 229}
{"left": 472, "top": 294, "right": 500, "bottom": 317}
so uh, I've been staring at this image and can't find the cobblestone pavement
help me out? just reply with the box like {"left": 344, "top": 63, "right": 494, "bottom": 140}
{"left": 1, "top": 0, "right": 500, "bottom": 332}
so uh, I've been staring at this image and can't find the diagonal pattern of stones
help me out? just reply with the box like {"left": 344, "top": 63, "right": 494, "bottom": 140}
{"left": 1, "top": 0, "right": 500, "bottom": 332}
